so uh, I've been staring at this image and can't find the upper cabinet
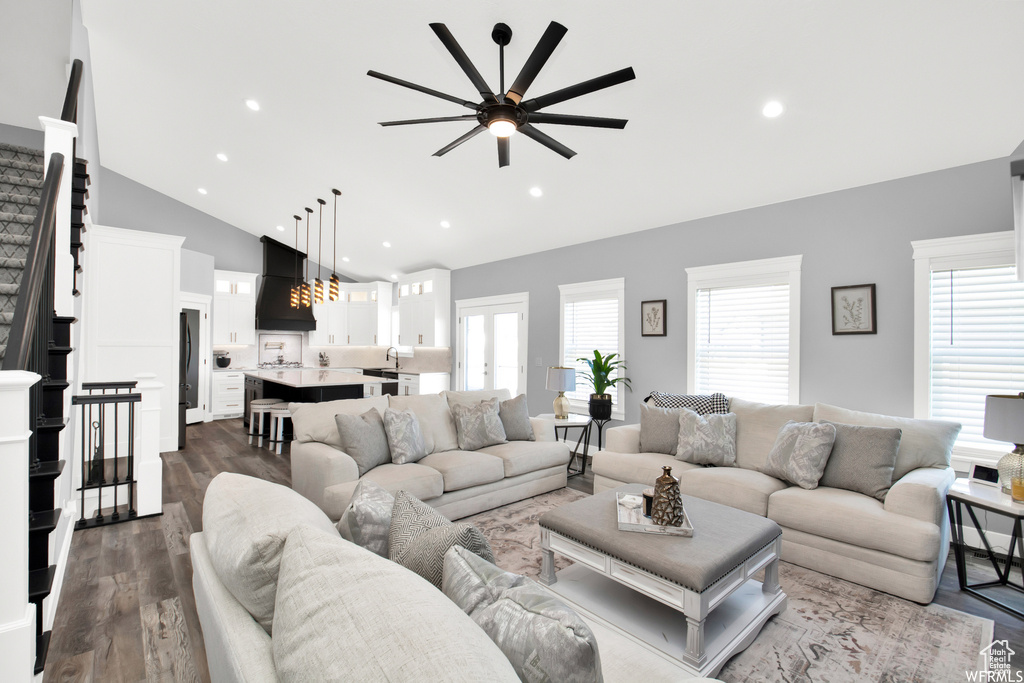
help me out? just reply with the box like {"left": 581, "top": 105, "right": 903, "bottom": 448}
{"left": 213, "top": 270, "right": 257, "bottom": 345}
{"left": 397, "top": 269, "right": 450, "bottom": 348}
{"left": 309, "top": 282, "right": 393, "bottom": 347}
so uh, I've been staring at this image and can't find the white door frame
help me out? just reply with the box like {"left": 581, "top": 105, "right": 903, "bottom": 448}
{"left": 455, "top": 292, "right": 529, "bottom": 394}
{"left": 180, "top": 292, "right": 212, "bottom": 423}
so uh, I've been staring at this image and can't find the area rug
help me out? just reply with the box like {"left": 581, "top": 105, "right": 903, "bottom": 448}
{"left": 464, "top": 488, "right": 994, "bottom": 683}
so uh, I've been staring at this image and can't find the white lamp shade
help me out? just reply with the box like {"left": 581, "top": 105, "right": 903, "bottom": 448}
{"left": 984, "top": 394, "right": 1024, "bottom": 444}
{"left": 546, "top": 367, "right": 576, "bottom": 393}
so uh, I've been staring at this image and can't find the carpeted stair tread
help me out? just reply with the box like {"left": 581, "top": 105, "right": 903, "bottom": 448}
{"left": 0, "top": 174, "right": 44, "bottom": 190}
{"left": 0, "top": 192, "right": 40, "bottom": 206}
{"left": 0, "top": 311, "right": 13, "bottom": 324}
{"left": 0, "top": 283, "right": 18, "bottom": 295}
{"left": 0, "top": 142, "right": 43, "bottom": 158}
{"left": 0, "top": 256, "right": 27, "bottom": 269}
{"left": 0, "top": 158, "right": 44, "bottom": 174}
{"left": 0, "top": 211, "right": 37, "bottom": 225}
{"left": 0, "top": 233, "right": 32, "bottom": 246}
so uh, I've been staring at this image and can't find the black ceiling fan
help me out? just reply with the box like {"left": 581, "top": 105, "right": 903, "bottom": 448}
{"left": 368, "top": 21, "right": 635, "bottom": 168}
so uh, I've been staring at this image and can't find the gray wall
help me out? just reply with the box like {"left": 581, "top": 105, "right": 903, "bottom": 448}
{"left": 452, "top": 154, "right": 1019, "bottom": 428}
{"left": 181, "top": 248, "right": 215, "bottom": 296}
{"left": 0, "top": 122, "right": 44, "bottom": 150}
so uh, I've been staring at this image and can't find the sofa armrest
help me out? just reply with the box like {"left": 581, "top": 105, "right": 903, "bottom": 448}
{"left": 884, "top": 466, "right": 955, "bottom": 526}
{"left": 605, "top": 424, "right": 641, "bottom": 454}
{"left": 290, "top": 440, "right": 359, "bottom": 511}
{"left": 530, "top": 416, "right": 557, "bottom": 442}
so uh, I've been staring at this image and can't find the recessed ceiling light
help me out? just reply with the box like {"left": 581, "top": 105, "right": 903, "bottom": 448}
{"left": 342, "top": 256, "right": 350, "bottom": 263}
{"left": 440, "top": 220, "right": 451, "bottom": 229}
{"left": 216, "top": 153, "right": 228, "bottom": 162}
{"left": 275, "top": 225, "right": 284, "bottom": 232}
{"left": 245, "top": 99, "right": 260, "bottom": 111}
{"left": 382, "top": 241, "right": 391, "bottom": 248}
{"left": 197, "top": 188, "right": 208, "bottom": 195}
{"left": 390, "top": 274, "right": 398, "bottom": 280}
{"left": 762, "top": 100, "right": 784, "bottom": 118}
{"left": 529, "top": 187, "right": 543, "bottom": 198}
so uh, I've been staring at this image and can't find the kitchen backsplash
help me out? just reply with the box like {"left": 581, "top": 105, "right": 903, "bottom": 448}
{"left": 213, "top": 333, "right": 451, "bottom": 373}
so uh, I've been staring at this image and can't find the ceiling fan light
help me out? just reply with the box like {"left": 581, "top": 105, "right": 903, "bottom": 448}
{"left": 488, "top": 119, "right": 517, "bottom": 138}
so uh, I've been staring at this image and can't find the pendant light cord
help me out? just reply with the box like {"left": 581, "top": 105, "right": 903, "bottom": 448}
{"left": 332, "top": 189, "right": 340, "bottom": 274}
{"left": 304, "top": 208, "right": 312, "bottom": 282}
{"left": 317, "top": 200, "right": 324, "bottom": 281}
{"left": 293, "top": 215, "right": 300, "bottom": 286}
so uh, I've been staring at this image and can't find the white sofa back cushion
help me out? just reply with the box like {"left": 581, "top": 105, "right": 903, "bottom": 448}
{"left": 389, "top": 393, "right": 458, "bottom": 453}
{"left": 445, "top": 388, "right": 513, "bottom": 408}
{"left": 730, "top": 397, "right": 815, "bottom": 471}
{"left": 290, "top": 396, "right": 389, "bottom": 449}
{"left": 812, "top": 403, "right": 960, "bottom": 481}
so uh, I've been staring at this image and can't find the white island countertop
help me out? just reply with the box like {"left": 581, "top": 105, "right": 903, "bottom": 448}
{"left": 243, "top": 369, "right": 389, "bottom": 388}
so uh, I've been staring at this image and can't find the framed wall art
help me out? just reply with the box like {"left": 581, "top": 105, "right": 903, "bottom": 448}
{"left": 831, "top": 284, "right": 876, "bottom": 335}
{"left": 641, "top": 299, "right": 666, "bottom": 336}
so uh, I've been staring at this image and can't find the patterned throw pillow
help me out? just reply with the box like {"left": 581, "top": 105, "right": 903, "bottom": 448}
{"left": 382, "top": 407, "right": 428, "bottom": 464}
{"left": 334, "top": 409, "right": 391, "bottom": 476}
{"left": 388, "top": 491, "right": 493, "bottom": 588}
{"left": 442, "top": 545, "right": 527, "bottom": 617}
{"left": 762, "top": 421, "right": 837, "bottom": 489}
{"left": 336, "top": 479, "right": 395, "bottom": 557}
{"left": 499, "top": 394, "right": 535, "bottom": 441}
{"left": 451, "top": 398, "right": 508, "bottom": 451}
{"left": 650, "top": 391, "right": 729, "bottom": 415}
{"left": 677, "top": 408, "right": 737, "bottom": 466}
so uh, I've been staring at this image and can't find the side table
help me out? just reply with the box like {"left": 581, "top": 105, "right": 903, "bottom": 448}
{"left": 536, "top": 413, "right": 593, "bottom": 476}
{"left": 946, "top": 477, "right": 1024, "bottom": 619}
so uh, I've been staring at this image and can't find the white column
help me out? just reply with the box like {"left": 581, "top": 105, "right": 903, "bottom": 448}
{"left": 0, "top": 371, "right": 41, "bottom": 682}
{"left": 134, "top": 373, "right": 164, "bottom": 517}
{"left": 37, "top": 116, "right": 78, "bottom": 319}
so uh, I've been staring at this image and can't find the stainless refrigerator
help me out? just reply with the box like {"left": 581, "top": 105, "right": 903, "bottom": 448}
{"left": 179, "top": 310, "right": 200, "bottom": 448}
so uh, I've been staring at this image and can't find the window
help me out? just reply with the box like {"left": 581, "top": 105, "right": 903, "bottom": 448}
{"left": 686, "top": 255, "right": 802, "bottom": 404}
{"left": 913, "top": 232, "right": 1024, "bottom": 465}
{"left": 559, "top": 278, "right": 625, "bottom": 419}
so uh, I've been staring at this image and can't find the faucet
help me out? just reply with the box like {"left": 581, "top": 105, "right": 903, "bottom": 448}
{"left": 385, "top": 347, "right": 399, "bottom": 371}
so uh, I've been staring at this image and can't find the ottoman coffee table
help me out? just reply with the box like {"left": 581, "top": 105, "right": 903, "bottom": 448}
{"left": 539, "top": 484, "right": 786, "bottom": 678}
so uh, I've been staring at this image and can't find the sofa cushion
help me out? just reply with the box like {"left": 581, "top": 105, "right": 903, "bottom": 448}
{"left": 419, "top": 450, "right": 506, "bottom": 492}
{"left": 357, "top": 462, "right": 445, "bottom": 502}
{"left": 334, "top": 409, "right": 391, "bottom": 476}
{"left": 477, "top": 440, "right": 572, "bottom": 478}
{"left": 767, "top": 486, "right": 942, "bottom": 562}
{"left": 451, "top": 397, "right": 507, "bottom": 450}
{"left": 638, "top": 403, "right": 680, "bottom": 455}
{"left": 445, "top": 388, "right": 513, "bottom": 410}
{"left": 388, "top": 393, "right": 457, "bottom": 453}
{"left": 649, "top": 391, "right": 729, "bottom": 415}
{"left": 272, "top": 526, "right": 519, "bottom": 682}
{"left": 730, "top": 397, "right": 815, "bottom": 471}
{"left": 499, "top": 394, "right": 535, "bottom": 442}
{"left": 819, "top": 422, "right": 902, "bottom": 501}
{"left": 592, "top": 450, "right": 700, "bottom": 487}
{"left": 383, "top": 407, "right": 429, "bottom": 464}
{"left": 336, "top": 479, "right": 395, "bottom": 557}
{"left": 677, "top": 408, "right": 737, "bottom": 467}
{"left": 442, "top": 545, "right": 527, "bottom": 617}
{"left": 762, "top": 421, "right": 837, "bottom": 489}
{"left": 812, "top": 403, "right": 960, "bottom": 481}
{"left": 289, "top": 396, "right": 389, "bottom": 449}
{"left": 677, "top": 467, "right": 788, "bottom": 517}
{"left": 201, "top": 472, "right": 338, "bottom": 634}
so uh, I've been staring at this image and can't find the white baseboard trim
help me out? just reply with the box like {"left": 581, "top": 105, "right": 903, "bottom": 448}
{"left": 957, "top": 526, "right": 1018, "bottom": 560}
{"left": 43, "top": 505, "right": 77, "bottom": 631}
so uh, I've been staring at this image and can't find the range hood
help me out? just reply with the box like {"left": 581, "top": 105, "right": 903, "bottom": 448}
{"left": 255, "top": 236, "right": 316, "bottom": 331}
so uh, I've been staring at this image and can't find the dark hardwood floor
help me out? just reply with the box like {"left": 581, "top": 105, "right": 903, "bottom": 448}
{"left": 43, "top": 419, "right": 1022, "bottom": 682}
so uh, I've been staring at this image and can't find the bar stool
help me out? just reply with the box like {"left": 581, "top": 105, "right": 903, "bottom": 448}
{"left": 248, "top": 398, "right": 282, "bottom": 447}
{"left": 267, "top": 403, "right": 292, "bottom": 455}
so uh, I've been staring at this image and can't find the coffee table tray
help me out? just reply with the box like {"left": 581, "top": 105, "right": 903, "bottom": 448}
{"left": 617, "top": 492, "right": 693, "bottom": 537}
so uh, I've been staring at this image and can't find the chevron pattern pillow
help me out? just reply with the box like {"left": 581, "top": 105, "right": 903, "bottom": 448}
{"left": 389, "top": 491, "right": 493, "bottom": 588}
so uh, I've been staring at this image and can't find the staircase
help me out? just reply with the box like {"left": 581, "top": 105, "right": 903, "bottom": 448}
{"left": 0, "top": 143, "right": 41, "bottom": 363}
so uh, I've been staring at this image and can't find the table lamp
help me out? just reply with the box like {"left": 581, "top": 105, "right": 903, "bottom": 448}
{"left": 984, "top": 392, "right": 1024, "bottom": 501}
{"left": 546, "top": 367, "right": 576, "bottom": 420}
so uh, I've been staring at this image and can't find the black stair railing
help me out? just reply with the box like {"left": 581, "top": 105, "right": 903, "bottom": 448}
{"left": 72, "top": 390, "right": 141, "bottom": 528}
{"left": 61, "top": 59, "right": 82, "bottom": 124}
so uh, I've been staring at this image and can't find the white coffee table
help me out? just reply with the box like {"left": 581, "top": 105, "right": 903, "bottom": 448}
{"left": 539, "top": 484, "right": 786, "bottom": 678}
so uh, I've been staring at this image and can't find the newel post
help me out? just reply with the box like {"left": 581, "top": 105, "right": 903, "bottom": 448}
{"left": 133, "top": 373, "right": 164, "bottom": 517}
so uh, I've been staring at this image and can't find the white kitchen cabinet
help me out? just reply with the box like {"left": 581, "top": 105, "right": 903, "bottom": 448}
{"left": 397, "top": 269, "right": 449, "bottom": 348}
{"left": 213, "top": 270, "right": 257, "bottom": 345}
{"left": 309, "top": 282, "right": 392, "bottom": 347}
{"left": 309, "top": 300, "right": 348, "bottom": 346}
{"left": 211, "top": 371, "right": 245, "bottom": 419}
{"left": 397, "top": 372, "right": 450, "bottom": 396}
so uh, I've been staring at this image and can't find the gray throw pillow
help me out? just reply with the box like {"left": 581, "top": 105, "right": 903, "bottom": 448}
{"left": 762, "top": 421, "right": 837, "bottom": 489}
{"left": 451, "top": 397, "right": 507, "bottom": 451}
{"left": 334, "top": 409, "right": 390, "bottom": 477}
{"left": 818, "top": 421, "right": 902, "bottom": 501}
{"left": 382, "top": 407, "right": 428, "bottom": 464}
{"left": 650, "top": 391, "right": 729, "bottom": 415}
{"left": 442, "top": 545, "right": 527, "bottom": 617}
{"left": 677, "top": 408, "right": 737, "bottom": 466}
{"left": 389, "top": 491, "right": 494, "bottom": 588}
{"left": 336, "top": 479, "right": 395, "bottom": 557}
{"left": 499, "top": 394, "right": 535, "bottom": 441}
{"left": 639, "top": 403, "right": 681, "bottom": 454}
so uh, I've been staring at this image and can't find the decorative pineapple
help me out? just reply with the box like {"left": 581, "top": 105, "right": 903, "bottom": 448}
{"left": 651, "top": 466, "right": 685, "bottom": 527}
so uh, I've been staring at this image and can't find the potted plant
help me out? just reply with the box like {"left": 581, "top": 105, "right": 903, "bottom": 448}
{"left": 577, "top": 350, "right": 631, "bottom": 420}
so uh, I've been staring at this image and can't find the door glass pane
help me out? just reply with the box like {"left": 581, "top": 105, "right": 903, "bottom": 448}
{"left": 493, "top": 312, "right": 519, "bottom": 395}
{"left": 349, "top": 290, "right": 369, "bottom": 303}
{"left": 464, "top": 315, "right": 485, "bottom": 390}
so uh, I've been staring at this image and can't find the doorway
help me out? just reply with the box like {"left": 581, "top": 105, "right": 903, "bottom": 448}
{"left": 180, "top": 293, "right": 211, "bottom": 425}
{"left": 455, "top": 293, "right": 529, "bottom": 395}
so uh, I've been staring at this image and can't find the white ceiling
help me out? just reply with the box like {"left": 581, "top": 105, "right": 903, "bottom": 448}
{"left": 73, "top": 1, "right": 1024, "bottom": 281}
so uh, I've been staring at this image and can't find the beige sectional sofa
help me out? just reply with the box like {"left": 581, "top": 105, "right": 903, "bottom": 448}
{"left": 290, "top": 388, "right": 572, "bottom": 521}
{"left": 592, "top": 397, "right": 959, "bottom": 604}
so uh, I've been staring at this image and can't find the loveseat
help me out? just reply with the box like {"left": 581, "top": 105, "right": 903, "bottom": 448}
{"left": 290, "top": 389, "right": 572, "bottom": 520}
{"left": 592, "top": 397, "right": 960, "bottom": 604}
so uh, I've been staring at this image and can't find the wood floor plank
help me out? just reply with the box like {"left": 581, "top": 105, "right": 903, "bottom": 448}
{"left": 160, "top": 502, "right": 193, "bottom": 556}
{"left": 140, "top": 597, "right": 201, "bottom": 683}
{"left": 91, "top": 572, "right": 146, "bottom": 683}
{"left": 44, "top": 651, "right": 94, "bottom": 683}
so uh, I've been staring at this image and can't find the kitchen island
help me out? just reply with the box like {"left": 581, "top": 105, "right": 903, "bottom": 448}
{"left": 243, "top": 369, "right": 388, "bottom": 405}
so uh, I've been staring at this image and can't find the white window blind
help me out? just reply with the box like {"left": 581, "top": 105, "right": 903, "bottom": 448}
{"left": 559, "top": 279, "right": 625, "bottom": 416}
{"left": 694, "top": 283, "right": 791, "bottom": 404}
{"left": 929, "top": 264, "right": 1024, "bottom": 451}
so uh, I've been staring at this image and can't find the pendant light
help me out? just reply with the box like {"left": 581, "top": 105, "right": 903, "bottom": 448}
{"left": 301, "top": 207, "right": 313, "bottom": 307}
{"left": 314, "top": 198, "right": 326, "bottom": 304}
{"left": 289, "top": 214, "right": 302, "bottom": 308}
{"left": 329, "top": 188, "right": 341, "bottom": 301}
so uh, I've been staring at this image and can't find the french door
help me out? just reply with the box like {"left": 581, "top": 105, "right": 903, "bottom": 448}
{"left": 456, "top": 294, "right": 529, "bottom": 396}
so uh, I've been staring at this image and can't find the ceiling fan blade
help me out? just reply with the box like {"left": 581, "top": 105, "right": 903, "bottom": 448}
{"left": 429, "top": 23, "right": 497, "bottom": 104}
{"left": 527, "top": 113, "right": 628, "bottom": 129}
{"left": 522, "top": 67, "right": 636, "bottom": 112}
{"left": 367, "top": 70, "right": 479, "bottom": 110}
{"left": 505, "top": 21, "right": 567, "bottom": 106}
{"left": 433, "top": 124, "right": 487, "bottom": 157}
{"left": 497, "top": 136, "right": 510, "bottom": 168}
{"left": 380, "top": 115, "right": 479, "bottom": 127}
{"left": 518, "top": 123, "right": 576, "bottom": 160}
